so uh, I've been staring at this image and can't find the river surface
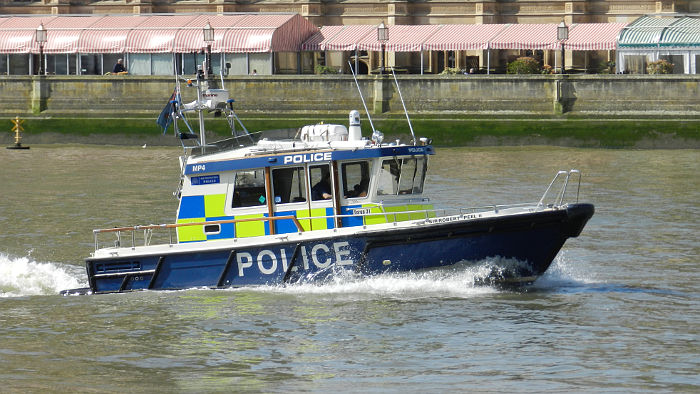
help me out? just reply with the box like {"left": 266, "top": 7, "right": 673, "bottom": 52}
{"left": 0, "top": 145, "right": 698, "bottom": 392}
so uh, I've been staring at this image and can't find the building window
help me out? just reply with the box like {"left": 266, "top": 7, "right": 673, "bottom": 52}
{"left": 0, "top": 54, "right": 7, "bottom": 75}
{"left": 659, "top": 55, "right": 685, "bottom": 74}
{"left": 624, "top": 55, "right": 647, "bottom": 74}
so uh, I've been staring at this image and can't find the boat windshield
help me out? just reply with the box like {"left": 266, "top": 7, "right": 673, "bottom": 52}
{"left": 377, "top": 157, "right": 426, "bottom": 196}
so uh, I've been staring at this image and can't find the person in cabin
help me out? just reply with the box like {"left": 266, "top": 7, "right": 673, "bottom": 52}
{"left": 112, "top": 58, "right": 127, "bottom": 74}
{"left": 347, "top": 177, "right": 369, "bottom": 198}
{"left": 311, "top": 173, "right": 332, "bottom": 200}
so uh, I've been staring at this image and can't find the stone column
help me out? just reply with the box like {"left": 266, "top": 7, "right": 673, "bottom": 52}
{"left": 31, "top": 76, "right": 48, "bottom": 114}
{"left": 373, "top": 75, "right": 390, "bottom": 114}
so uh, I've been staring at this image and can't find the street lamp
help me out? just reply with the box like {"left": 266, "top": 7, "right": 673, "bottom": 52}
{"left": 36, "top": 23, "right": 47, "bottom": 75}
{"left": 557, "top": 21, "right": 569, "bottom": 74}
{"left": 377, "top": 22, "right": 389, "bottom": 74}
{"left": 203, "top": 21, "right": 214, "bottom": 76}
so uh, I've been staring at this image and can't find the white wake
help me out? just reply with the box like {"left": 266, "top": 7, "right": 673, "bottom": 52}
{"left": 0, "top": 253, "right": 86, "bottom": 297}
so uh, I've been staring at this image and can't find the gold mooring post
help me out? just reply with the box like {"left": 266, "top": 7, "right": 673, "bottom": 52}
{"left": 7, "top": 116, "right": 30, "bottom": 150}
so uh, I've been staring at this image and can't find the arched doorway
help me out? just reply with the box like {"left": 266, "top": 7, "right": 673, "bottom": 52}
{"left": 350, "top": 51, "right": 370, "bottom": 74}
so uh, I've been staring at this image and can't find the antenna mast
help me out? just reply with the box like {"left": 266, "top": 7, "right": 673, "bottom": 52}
{"left": 348, "top": 61, "right": 377, "bottom": 135}
{"left": 390, "top": 67, "right": 416, "bottom": 145}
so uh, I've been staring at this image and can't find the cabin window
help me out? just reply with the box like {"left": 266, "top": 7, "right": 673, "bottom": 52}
{"left": 398, "top": 157, "right": 427, "bottom": 194}
{"left": 341, "top": 161, "right": 370, "bottom": 198}
{"left": 377, "top": 159, "right": 400, "bottom": 195}
{"left": 310, "top": 164, "right": 332, "bottom": 201}
{"left": 377, "top": 157, "right": 427, "bottom": 196}
{"left": 272, "top": 166, "right": 306, "bottom": 204}
{"left": 232, "top": 169, "right": 266, "bottom": 208}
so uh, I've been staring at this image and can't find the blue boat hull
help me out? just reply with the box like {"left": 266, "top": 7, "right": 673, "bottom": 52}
{"left": 83, "top": 203, "right": 594, "bottom": 294}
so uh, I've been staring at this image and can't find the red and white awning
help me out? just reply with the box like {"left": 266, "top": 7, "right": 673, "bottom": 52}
{"left": 355, "top": 24, "right": 442, "bottom": 52}
{"left": 124, "top": 15, "right": 198, "bottom": 53}
{"left": 219, "top": 28, "right": 277, "bottom": 53}
{"left": 422, "top": 24, "right": 510, "bottom": 51}
{"left": 43, "top": 16, "right": 104, "bottom": 54}
{"left": 0, "top": 16, "right": 57, "bottom": 53}
{"left": 301, "top": 23, "right": 627, "bottom": 53}
{"left": 566, "top": 23, "right": 627, "bottom": 50}
{"left": 489, "top": 24, "right": 561, "bottom": 50}
{"left": 300, "top": 25, "right": 345, "bottom": 51}
{"left": 174, "top": 15, "right": 245, "bottom": 53}
{"left": 0, "top": 15, "right": 628, "bottom": 54}
{"left": 323, "top": 25, "right": 375, "bottom": 51}
{"left": 78, "top": 16, "right": 149, "bottom": 53}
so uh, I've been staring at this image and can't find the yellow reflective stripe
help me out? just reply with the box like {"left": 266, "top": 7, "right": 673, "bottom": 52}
{"left": 360, "top": 203, "right": 437, "bottom": 225}
{"left": 295, "top": 209, "right": 312, "bottom": 231}
{"left": 384, "top": 205, "right": 406, "bottom": 222}
{"left": 295, "top": 208, "right": 328, "bottom": 231}
{"left": 408, "top": 204, "right": 424, "bottom": 220}
{"left": 204, "top": 194, "right": 226, "bottom": 218}
{"left": 177, "top": 218, "right": 207, "bottom": 242}
{"left": 310, "top": 208, "right": 328, "bottom": 230}
{"left": 235, "top": 213, "right": 266, "bottom": 237}
{"left": 363, "top": 204, "right": 388, "bottom": 225}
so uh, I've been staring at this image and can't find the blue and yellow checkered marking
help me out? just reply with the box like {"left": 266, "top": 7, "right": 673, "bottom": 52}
{"left": 176, "top": 193, "right": 434, "bottom": 243}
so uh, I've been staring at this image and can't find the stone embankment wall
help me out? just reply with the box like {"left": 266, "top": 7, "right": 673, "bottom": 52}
{"left": 0, "top": 74, "right": 698, "bottom": 117}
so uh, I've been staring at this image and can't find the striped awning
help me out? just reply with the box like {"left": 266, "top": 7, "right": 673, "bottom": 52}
{"left": 565, "top": 23, "right": 628, "bottom": 50}
{"left": 125, "top": 15, "right": 198, "bottom": 53}
{"left": 618, "top": 15, "right": 700, "bottom": 48}
{"left": 489, "top": 24, "right": 560, "bottom": 50}
{"left": 323, "top": 25, "right": 375, "bottom": 51}
{"left": 43, "top": 16, "right": 104, "bottom": 54}
{"left": 0, "top": 29, "right": 37, "bottom": 53}
{"left": 174, "top": 14, "right": 246, "bottom": 53}
{"left": 618, "top": 16, "right": 678, "bottom": 48}
{"left": 356, "top": 24, "right": 443, "bottom": 52}
{"left": 300, "top": 25, "right": 346, "bottom": 51}
{"left": 301, "top": 23, "right": 629, "bottom": 53}
{"left": 0, "top": 16, "right": 58, "bottom": 53}
{"left": 422, "top": 24, "right": 509, "bottom": 51}
{"left": 661, "top": 17, "right": 700, "bottom": 47}
{"left": 219, "top": 28, "right": 276, "bottom": 52}
{"left": 0, "top": 14, "right": 319, "bottom": 54}
{"left": 78, "top": 16, "right": 149, "bottom": 53}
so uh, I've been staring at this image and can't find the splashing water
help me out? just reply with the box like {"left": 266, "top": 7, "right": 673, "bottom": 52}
{"left": 0, "top": 253, "right": 86, "bottom": 297}
{"left": 231, "top": 257, "right": 543, "bottom": 300}
{"left": 534, "top": 251, "right": 597, "bottom": 289}
{"left": 0, "top": 251, "right": 581, "bottom": 298}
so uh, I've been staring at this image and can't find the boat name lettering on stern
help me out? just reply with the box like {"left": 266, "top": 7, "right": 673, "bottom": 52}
{"left": 236, "top": 241, "right": 353, "bottom": 277}
{"left": 283, "top": 152, "right": 332, "bottom": 165}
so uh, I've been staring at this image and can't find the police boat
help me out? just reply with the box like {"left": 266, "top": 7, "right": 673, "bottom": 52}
{"left": 63, "top": 69, "right": 593, "bottom": 295}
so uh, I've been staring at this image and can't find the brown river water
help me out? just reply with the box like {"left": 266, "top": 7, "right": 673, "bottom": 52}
{"left": 0, "top": 145, "right": 698, "bottom": 392}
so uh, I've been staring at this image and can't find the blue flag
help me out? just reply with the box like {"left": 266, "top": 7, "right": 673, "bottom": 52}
{"left": 156, "top": 88, "right": 178, "bottom": 133}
